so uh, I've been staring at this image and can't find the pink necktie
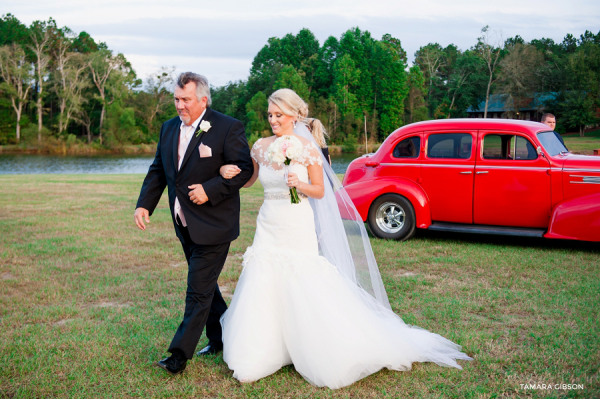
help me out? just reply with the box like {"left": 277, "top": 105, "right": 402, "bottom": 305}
{"left": 177, "top": 125, "right": 193, "bottom": 170}
{"left": 175, "top": 125, "right": 194, "bottom": 226}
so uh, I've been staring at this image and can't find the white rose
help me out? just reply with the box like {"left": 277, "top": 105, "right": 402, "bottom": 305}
{"left": 286, "top": 143, "right": 302, "bottom": 160}
{"left": 199, "top": 120, "right": 211, "bottom": 132}
{"left": 266, "top": 142, "right": 283, "bottom": 164}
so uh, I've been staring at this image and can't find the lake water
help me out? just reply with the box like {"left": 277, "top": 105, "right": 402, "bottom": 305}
{"left": 0, "top": 153, "right": 361, "bottom": 175}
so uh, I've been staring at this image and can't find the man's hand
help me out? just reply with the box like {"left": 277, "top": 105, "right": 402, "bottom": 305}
{"left": 189, "top": 184, "right": 208, "bottom": 205}
{"left": 134, "top": 207, "right": 150, "bottom": 230}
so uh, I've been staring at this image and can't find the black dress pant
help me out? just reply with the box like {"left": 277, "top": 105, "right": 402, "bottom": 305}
{"left": 168, "top": 220, "right": 229, "bottom": 359}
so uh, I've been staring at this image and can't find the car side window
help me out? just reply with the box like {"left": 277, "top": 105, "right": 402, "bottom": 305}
{"left": 482, "top": 135, "right": 505, "bottom": 159}
{"left": 393, "top": 136, "right": 420, "bottom": 158}
{"left": 483, "top": 134, "right": 537, "bottom": 160}
{"left": 514, "top": 136, "right": 538, "bottom": 160}
{"left": 427, "top": 133, "right": 472, "bottom": 159}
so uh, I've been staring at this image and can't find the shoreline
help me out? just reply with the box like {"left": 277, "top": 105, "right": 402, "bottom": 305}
{"left": 0, "top": 144, "right": 158, "bottom": 155}
{"left": 0, "top": 143, "right": 383, "bottom": 156}
{"left": 1, "top": 142, "right": 596, "bottom": 156}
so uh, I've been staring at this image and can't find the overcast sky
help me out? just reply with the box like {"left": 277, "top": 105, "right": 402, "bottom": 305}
{"left": 5, "top": 0, "right": 600, "bottom": 87}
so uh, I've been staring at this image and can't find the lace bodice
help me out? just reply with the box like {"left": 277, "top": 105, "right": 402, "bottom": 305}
{"left": 251, "top": 137, "right": 323, "bottom": 194}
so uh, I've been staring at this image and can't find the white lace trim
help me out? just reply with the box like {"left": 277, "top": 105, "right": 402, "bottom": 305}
{"left": 251, "top": 138, "right": 323, "bottom": 170}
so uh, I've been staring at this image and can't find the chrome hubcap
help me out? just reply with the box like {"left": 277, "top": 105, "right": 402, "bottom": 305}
{"left": 375, "top": 202, "right": 405, "bottom": 234}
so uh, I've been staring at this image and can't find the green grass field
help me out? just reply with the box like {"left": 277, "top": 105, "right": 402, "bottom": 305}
{"left": 563, "top": 129, "right": 600, "bottom": 155}
{"left": 1, "top": 174, "right": 598, "bottom": 398}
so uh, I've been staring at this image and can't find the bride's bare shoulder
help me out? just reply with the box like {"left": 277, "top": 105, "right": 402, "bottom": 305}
{"left": 252, "top": 136, "right": 275, "bottom": 150}
{"left": 261, "top": 136, "right": 277, "bottom": 144}
{"left": 295, "top": 136, "right": 322, "bottom": 154}
{"left": 295, "top": 136, "right": 315, "bottom": 147}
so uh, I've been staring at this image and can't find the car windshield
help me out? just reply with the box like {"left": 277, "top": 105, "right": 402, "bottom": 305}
{"left": 537, "top": 131, "right": 568, "bottom": 156}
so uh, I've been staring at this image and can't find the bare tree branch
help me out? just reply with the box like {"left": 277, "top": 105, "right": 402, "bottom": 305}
{"left": 0, "top": 44, "right": 33, "bottom": 143}
{"left": 29, "top": 22, "right": 52, "bottom": 142}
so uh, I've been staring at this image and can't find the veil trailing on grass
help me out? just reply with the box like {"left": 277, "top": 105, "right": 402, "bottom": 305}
{"left": 294, "top": 123, "right": 391, "bottom": 310}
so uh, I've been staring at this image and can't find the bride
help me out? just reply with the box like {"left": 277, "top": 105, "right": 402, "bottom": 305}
{"left": 218, "top": 88, "right": 471, "bottom": 389}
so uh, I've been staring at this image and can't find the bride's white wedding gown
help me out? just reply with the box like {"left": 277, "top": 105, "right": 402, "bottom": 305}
{"left": 220, "top": 139, "right": 471, "bottom": 389}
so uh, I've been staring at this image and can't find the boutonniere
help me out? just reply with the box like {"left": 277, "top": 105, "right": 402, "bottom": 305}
{"left": 196, "top": 120, "right": 212, "bottom": 137}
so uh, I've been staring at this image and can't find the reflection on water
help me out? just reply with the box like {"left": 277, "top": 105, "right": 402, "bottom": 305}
{"left": 0, "top": 154, "right": 156, "bottom": 174}
{"left": 0, "top": 152, "right": 362, "bottom": 175}
{"left": 329, "top": 153, "right": 363, "bottom": 174}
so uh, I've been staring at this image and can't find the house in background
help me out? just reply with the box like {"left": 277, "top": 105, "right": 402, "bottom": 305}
{"left": 467, "top": 92, "right": 557, "bottom": 121}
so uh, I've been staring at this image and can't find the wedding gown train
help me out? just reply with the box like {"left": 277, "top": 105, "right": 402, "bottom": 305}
{"left": 220, "top": 139, "right": 471, "bottom": 389}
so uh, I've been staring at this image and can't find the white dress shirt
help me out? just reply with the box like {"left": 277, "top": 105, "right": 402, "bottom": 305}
{"left": 175, "top": 111, "right": 206, "bottom": 226}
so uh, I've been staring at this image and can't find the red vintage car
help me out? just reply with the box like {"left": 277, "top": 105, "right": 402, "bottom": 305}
{"left": 342, "top": 119, "right": 600, "bottom": 242}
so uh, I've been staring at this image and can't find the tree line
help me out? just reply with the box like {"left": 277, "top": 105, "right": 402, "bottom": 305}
{"left": 0, "top": 14, "right": 176, "bottom": 147}
{"left": 1, "top": 13, "right": 599, "bottom": 149}
{"left": 211, "top": 28, "right": 410, "bottom": 146}
{"left": 215, "top": 26, "right": 600, "bottom": 143}
{"left": 414, "top": 27, "right": 600, "bottom": 136}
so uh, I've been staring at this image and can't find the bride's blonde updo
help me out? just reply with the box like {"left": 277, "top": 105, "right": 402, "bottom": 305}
{"left": 268, "top": 88, "right": 329, "bottom": 148}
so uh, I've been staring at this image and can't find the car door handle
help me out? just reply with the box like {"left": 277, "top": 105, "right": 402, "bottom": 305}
{"left": 459, "top": 171, "right": 472, "bottom": 174}
{"left": 476, "top": 171, "right": 488, "bottom": 174}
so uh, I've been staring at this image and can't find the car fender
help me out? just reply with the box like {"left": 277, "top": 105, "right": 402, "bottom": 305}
{"left": 545, "top": 192, "right": 600, "bottom": 242}
{"left": 343, "top": 178, "right": 432, "bottom": 228}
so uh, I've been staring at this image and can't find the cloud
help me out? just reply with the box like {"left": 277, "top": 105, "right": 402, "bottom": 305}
{"left": 126, "top": 53, "right": 252, "bottom": 87}
{"left": 6, "top": 0, "right": 600, "bottom": 86}
{"left": 12, "top": 0, "right": 600, "bottom": 23}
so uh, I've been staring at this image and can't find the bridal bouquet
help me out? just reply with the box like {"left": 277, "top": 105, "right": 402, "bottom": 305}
{"left": 266, "top": 135, "right": 303, "bottom": 204}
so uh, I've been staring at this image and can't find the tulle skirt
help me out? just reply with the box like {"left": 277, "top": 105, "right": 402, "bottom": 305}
{"left": 220, "top": 199, "right": 471, "bottom": 389}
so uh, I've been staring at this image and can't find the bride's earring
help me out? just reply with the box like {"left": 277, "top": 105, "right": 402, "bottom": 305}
{"left": 293, "top": 120, "right": 297, "bottom": 128}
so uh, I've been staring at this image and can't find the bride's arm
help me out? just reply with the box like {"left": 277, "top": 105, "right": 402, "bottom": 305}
{"left": 288, "top": 163, "right": 324, "bottom": 199}
{"left": 243, "top": 159, "right": 259, "bottom": 188}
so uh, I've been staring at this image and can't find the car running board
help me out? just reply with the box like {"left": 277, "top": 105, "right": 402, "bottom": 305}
{"left": 428, "top": 222, "right": 546, "bottom": 237}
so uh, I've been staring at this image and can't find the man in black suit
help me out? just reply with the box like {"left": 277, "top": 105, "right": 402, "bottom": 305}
{"left": 134, "top": 72, "right": 253, "bottom": 375}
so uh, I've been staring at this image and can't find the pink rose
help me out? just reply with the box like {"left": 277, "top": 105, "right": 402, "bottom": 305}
{"left": 281, "top": 141, "right": 291, "bottom": 156}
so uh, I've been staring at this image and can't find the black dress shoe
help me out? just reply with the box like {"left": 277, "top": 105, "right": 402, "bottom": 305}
{"left": 157, "top": 352, "right": 187, "bottom": 375}
{"left": 197, "top": 343, "right": 223, "bottom": 356}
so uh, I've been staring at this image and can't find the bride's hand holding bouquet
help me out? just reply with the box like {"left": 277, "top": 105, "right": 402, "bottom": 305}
{"left": 266, "top": 135, "right": 303, "bottom": 204}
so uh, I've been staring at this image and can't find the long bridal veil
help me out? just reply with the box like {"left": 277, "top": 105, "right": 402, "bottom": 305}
{"left": 294, "top": 123, "right": 391, "bottom": 310}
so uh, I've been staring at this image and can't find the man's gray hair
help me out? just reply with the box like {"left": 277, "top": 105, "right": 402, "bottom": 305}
{"left": 176, "top": 72, "right": 212, "bottom": 106}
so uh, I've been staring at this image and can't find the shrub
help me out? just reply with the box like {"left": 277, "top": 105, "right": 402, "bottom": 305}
{"left": 342, "top": 134, "right": 358, "bottom": 153}
{"left": 247, "top": 131, "right": 261, "bottom": 149}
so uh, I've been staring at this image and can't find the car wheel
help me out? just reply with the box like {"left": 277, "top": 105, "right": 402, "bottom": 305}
{"left": 367, "top": 194, "right": 416, "bottom": 241}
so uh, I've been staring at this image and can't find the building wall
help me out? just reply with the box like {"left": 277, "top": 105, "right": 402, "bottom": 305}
{"left": 467, "top": 110, "right": 543, "bottom": 121}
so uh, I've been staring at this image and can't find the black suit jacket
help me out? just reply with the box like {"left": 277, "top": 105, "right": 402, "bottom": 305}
{"left": 136, "top": 108, "right": 253, "bottom": 245}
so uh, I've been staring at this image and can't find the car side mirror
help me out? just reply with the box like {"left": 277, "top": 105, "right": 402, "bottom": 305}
{"left": 537, "top": 146, "right": 545, "bottom": 157}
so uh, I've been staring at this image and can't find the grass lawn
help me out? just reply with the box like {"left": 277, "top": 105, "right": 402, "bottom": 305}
{"left": 563, "top": 129, "right": 600, "bottom": 155}
{"left": 1, "top": 174, "right": 598, "bottom": 398}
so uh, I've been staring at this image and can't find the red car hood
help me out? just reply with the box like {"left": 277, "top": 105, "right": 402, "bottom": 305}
{"left": 562, "top": 154, "right": 600, "bottom": 170}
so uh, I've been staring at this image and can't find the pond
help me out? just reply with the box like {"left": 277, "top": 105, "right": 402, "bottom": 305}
{"left": 0, "top": 152, "right": 362, "bottom": 175}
